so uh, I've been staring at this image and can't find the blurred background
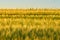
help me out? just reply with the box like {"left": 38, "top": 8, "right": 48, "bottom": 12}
{"left": 0, "top": 0, "right": 60, "bottom": 9}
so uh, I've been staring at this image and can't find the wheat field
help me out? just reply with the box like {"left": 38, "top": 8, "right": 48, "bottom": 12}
{"left": 0, "top": 9, "right": 60, "bottom": 40}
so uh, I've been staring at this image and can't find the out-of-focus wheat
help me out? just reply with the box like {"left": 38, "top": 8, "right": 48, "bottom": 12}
{"left": 0, "top": 9, "right": 60, "bottom": 40}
